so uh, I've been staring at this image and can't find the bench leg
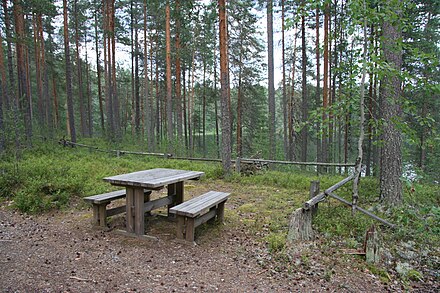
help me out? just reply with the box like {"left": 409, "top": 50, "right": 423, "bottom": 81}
{"left": 208, "top": 206, "right": 217, "bottom": 224}
{"left": 176, "top": 216, "right": 185, "bottom": 240}
{"left": 217, "top": 202, "right": 225, "bottom": 223}
{"left": 92, "top": 204, "right": 108, "bottom": 227}
{"left": 185, "top": 217, "right": 195, "bottom": 242}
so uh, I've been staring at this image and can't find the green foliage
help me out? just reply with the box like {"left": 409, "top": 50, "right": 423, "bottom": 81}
{"left": 0, "top": 141, "right": 222, "bottom": 213}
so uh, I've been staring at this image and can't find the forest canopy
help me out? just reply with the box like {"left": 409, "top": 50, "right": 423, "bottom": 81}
{"left": 0, "top": 0, "right": 439, "bottom": 202}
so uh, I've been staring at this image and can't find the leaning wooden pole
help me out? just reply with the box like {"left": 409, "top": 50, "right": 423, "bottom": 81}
{"left": 328, "top": 192, "right": 395, "bottom": 228}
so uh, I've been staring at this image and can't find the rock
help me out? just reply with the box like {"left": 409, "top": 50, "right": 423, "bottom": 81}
{"left": 397, "top": 249, "right": 418, "bottom": 260}
{"left": 381, "top": 249, "right": 394, "bottom": 265}
{"left": 395, "top": 262, "right": 412, "bottom": 277}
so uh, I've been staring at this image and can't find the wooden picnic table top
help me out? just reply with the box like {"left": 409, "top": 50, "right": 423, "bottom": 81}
{"left": 103, "top": 168, "right": 204, "bottom": 189}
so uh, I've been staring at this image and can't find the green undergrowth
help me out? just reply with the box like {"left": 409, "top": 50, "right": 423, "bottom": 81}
{"left": 0, "top": 141, "right": 222, "bottom": 213}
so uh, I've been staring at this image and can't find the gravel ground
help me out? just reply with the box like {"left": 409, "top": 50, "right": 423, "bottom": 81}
{"left": 0, "top": 196, "right": 417, "bottom": 292}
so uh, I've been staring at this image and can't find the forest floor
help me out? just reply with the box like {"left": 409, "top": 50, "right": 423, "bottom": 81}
{"left": 0, "top": 182, "right": 436, "bottom": 292}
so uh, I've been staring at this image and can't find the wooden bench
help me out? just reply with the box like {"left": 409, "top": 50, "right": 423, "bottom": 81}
{"left": 169, "top": 191, "right": 230, "bottom": 242}
{"left": 84, "top": 189, "right": 152, "bottom": 227}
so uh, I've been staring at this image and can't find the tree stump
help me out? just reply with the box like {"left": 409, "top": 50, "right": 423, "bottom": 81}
{"left": 287, "top": 207, "right": 313, "bottom": 242}
{"left": 365, "top": 225, "right": 381, "bottom": 264}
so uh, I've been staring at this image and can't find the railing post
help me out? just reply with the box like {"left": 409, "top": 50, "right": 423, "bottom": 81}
{"left": 309, "top": 181, "right": 320, "bottom": 218}
{"left": 235, "top": 157, "right": 241, "bottom": 173}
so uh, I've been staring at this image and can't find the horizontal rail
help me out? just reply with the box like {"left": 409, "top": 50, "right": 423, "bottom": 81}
{"left": 304, "top": 172, "right": 356, "bottom": 210}
{"left": 59, "top": 139, "right": 355, "bottom": 168}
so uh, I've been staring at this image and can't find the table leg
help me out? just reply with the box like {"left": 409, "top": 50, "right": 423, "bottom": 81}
{"left": 126, "top": 187, "right": 135, "bottom": 233}
{"left": 126, "top": 187, "right": 145, "bottom": 235}
{"left": 133, "top": 188, "right": 145, "bottom": 235}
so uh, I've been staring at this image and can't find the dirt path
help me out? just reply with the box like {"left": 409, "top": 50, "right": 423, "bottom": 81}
{"left": 1, "top": 197, "right": 399, "bottom": 292}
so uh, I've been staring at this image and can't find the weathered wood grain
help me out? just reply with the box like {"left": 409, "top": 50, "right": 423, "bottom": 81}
{"left": 169, "top": 191, "right": 230, "bottom": 217}
{"left": 103, "top": 168, "right": 204, "bottom": 189}
{"left": 170, "top": 191, "right": 231, "bottom": 242}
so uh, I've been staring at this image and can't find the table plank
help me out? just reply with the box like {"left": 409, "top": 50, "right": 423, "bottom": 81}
{"left": 103, "top": 168, "right": 204, "bottom": 189}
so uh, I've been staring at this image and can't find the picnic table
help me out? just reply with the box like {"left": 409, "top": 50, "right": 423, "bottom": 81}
{"left": 103, "top": 168, "right": 204, "bottom": 236}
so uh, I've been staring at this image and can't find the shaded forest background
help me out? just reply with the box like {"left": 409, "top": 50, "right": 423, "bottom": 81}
{"left": 0, "top": 0, "right": 439, "bottom": 190}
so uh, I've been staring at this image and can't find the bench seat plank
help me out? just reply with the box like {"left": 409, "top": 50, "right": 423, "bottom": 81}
{"left": 83, "top": 190, "right": 126, "bottom": 204}
{"left": 169, "top": 191, "right": 230, "bottom": 217}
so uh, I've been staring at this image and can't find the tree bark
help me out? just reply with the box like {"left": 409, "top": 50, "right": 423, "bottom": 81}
{"left": 3, "top": 0, "right": 19, "bottom": 150}
{"left": 74, "top": 0, "right": 87, "bottom": 137}
{"left": 63, "top": 0, "right": 76, "bottom": 142}
{"left": 94, "top": 2, "right": 105, "bottom": 134}
{"left": 315, "top": 5, "right": 322, "bottom": 170}
{"left": 165, "top": 0, "right": 173, "bottom": 146}
{"left": 14, "top": 0, "right": 32, "bottom": 146}
{"left": 288, "top": 24, "right": 298, "bottom": 162}
{"left": 322, "top": 2, "right": 329, "bottom": 169}
{"left": 0, "top": 30, "right": 8, "bottom": 151}
{"left": 379, "top": 1, "right": 403, "bottom": 205}
{"left": 267, "top": 0, "right": 276, "bottom": 160}
{"left": 219, "top": 0, "right": 231, "bottom": 174}
{"left": 300, "top": 3, "right": 308, "bottom": 164}
{"left": 281, "top": 0, "right": 288, "bottom": 160}
{"left": 175, "top": 0, "right": 183, "bottom": 148}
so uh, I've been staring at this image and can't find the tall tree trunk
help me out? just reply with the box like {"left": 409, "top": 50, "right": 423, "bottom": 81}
{"left": 352, "top": 0, "right": 368, "bottom": 212}
{"left": 110, "top": 0, "right": 120, "bottom": 140}
{"left": 63, "top": 0, "right": 76, "bottom": 142}
{"left": 175, "top": 0, "right": 183, "bottom": 148}
{"left": 130, "top": 0, "right": 135, "bottom": 138}
{"left": 0, "top": 77, "right": 3, "bottom": 152}
{"left": 322, "top": 1, "right": 329, "bottom": 169}
{"left": 104, "top": 0, "right": 115, "bottom": 139}
{"left": 202, "top": 58, "right": 207, "bottom": 157}
{"left": 74, "top": 0, "right": 87, "bottom": 137}
{"left": 0, "top": 31, "right": 8, "bottom": 149}
{"left": 134, "top": 2, "right": 140, "bottom": 138}
{"left": 149, "top": 32, "right": 155, "bottom": 150}
{"left": 52, "top": 74, "right": 59, "bottom": 129}
{"left": 188, "top": 47, "right": 196, "bottom": 156}
{"left": 4, "top": 0, "right": 19, "bottom": 150}
{"left": 236, "top": 41, "right": 243, "bottom": 158}
{"left": 267, "top": 0, "right": 276, "bottom": 160}
{"left": 300, "top": 3, "right": 308, "bottom": 163}
{"left": 329, "top": 0, "right": 337, "bottom": 170}
{"left": 165, "top": 0, "right": 173, "bottom": 146}
{"left": 84, "top": 35, "right": 93, "bottom": 137}
{"left": 213, "top": 28, "right": 220, "bottom": 158}
{"left": 183, "top": 66, "right": 188, "bottom": 149}
{"left": 94, "top": 2, "right": 105, "bottom": 134}
{"left": 34, "top": 14, "right": 44, "bottom": 130}
{"left": 315, "top": 5, "right": 322, "bottom": 169}
{"left": 14, "top": 0, "right": 32, "bottom": 146}
{"left": 144, "top": 0, "right": 152, "bottom": 150}
{"left": 38, "top": 15, "right": 51, "bottom": 136}
{"left": 380, "top": 0, "right": 403, "bottom": 205}
{"left": 288, "top": 24, "right": 298, "bottom": 161}
{"left": 281, "top": 0, "right": 288, "bottom": 160}
{"left": 219, "top": 0, "right": 231, "bottom": 174}
{"left": 0, "top": 32, "right": 4, "bottom": 152}
{"left": 366, "top": 25, "right": 375, "bottom": 176}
